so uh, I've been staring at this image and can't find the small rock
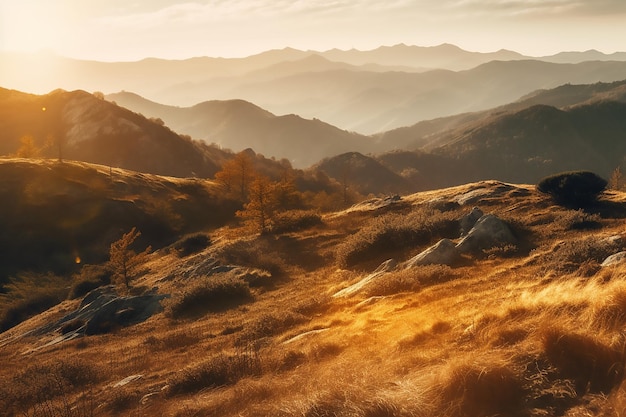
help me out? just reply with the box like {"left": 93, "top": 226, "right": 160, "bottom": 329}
{"left": 333, "top": 259, "right": 397, "bottom": 297}
{"left": 113, "top": 374, "right": 143, "bottom": 388}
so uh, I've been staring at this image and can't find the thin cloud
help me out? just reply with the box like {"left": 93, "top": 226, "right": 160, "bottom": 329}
{"left": 445, "top": 0, "right": 626, "bottom": 17}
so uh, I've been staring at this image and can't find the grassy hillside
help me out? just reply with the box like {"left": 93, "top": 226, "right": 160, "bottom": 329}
{"left": 3, "top": 180, "right": 626, "bottom": 416}
{"left": 0, "top": 159, "right": 237, "bottom": 285}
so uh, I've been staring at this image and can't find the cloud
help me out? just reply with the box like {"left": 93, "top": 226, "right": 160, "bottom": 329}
{"left": 442, "top": 0, "right": 626, "bottom": 17}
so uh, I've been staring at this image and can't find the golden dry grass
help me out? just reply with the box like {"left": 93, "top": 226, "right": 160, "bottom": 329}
{"left": 3, "top": 181, "right": 626, "bottom": 416}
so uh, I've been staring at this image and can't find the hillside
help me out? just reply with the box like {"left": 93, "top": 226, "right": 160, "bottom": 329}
{"left": 4, "top": 179, "right": 626, "bottom": 416}
{"left": 375, "top": 97, "right": 626, "bottom": 191}
{"left": 0, "top": 88, "right": 227, "bottom": 177}
{"left": 0, "top": 159, "right": 238, "bottom": 285}
{"left": 106, "top": 92, "right": 374, "bottom": 167}
{"left": 314, "top": 152, "right": 413, "bottom": 196}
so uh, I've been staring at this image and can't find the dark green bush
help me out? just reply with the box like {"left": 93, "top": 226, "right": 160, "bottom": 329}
{"left": 165, "top": 275, "right": 252, "bottom": 319}
{"left": 537, "top": 171, "right": 607, "bottom": 207}
{"left": 173, "top": 233, "right": 212, "bottom": 257}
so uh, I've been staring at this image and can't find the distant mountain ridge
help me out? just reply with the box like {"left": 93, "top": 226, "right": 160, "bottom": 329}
{"left": 113, "top": 59, "right": 626, "bottom": 134}
{"left": 106, "top": 91, "right": 374, "bottom": 167}
{"left": 3, "top": 44, "right": 626, "bottom": 135}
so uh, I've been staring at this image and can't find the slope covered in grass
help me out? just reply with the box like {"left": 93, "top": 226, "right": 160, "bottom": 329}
{"left": 3, "top": 180, "right": 626, "bottom": 416}
{"left": 0, "top": 158, "right": 237, "bottom": 285}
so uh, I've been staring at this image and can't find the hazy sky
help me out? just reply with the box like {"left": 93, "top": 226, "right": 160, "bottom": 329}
{"left": 1, "top": 0, "right": 626, "bottom": 61}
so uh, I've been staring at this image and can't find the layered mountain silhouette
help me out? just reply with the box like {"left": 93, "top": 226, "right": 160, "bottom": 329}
{"left": 4, "top": 45, "right": 626, "bottom": 134}
{"left": 5, "top": 78, "right": 626, "bottom": 195}
{"left": 106, "top": 92, "right": 373, "bottom": 167}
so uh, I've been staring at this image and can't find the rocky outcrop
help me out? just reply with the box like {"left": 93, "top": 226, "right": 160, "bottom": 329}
{"left": 456, "top": 214, "right": 517, "bottom": 254}
{"left": 35, "top": 286, "right": 168, "bottom": 339}
{"left": 459, "top": 207, "right": 484, "bottom": 236}
{"left": 404, "top": 239, "right": 460, "bottom": 268}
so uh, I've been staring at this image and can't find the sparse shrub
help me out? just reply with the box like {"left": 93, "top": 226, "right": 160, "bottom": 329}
{"left": 0, "top": 272, "right": 69, "bottom": 332}
{"left": 336, "top": 208, "right": 460, "bottom": 268}
{"left": 555, "top": 209, "right": 602, "bottom": 230}
{"left": 437, "top": 361, "right": 525, "bottom": 417}
{"left": 482, "top": 244, "right": 519, "bottom": 259}
{"left": 166, "top": 348, "right": 262, "bottom": 396}
{"left": 106, "top": 388, "right": 141, "bottom": 413}
{"left": 2, "top": 359, "right": 101, "bottom": 416}
{"left": 411, "top": 264, "right": 458, "bottom": 286}
{"left": 364, "top": 269, "right": 420, "bottom": 297}
{"left": 215, "top": 237, "right": 287, "bottom": 277}
{"left": 68, "top": 279, "right": 101, "bottom": 300}
{"left": 165, "top": 275, "right": 252, "bottom": 319}
{"left": 239, "top": 311, "right": 309, "bottom": 344}
{"left": 541, "top": 327, "right": 625, "bottom": 394}
{"left": 542, "top": 236, "right": 623, "bottom": 274}
{"left": 172, "top": 232, "right": 212, "bottom": 257}
{"left": 272, "top": 210, "right": 323, "bottom": 234}
{"left": 537, "top": 171, "right": 607, "bottom": 207}
{"left": 310, "top": 342, "right": 344, "bottom": 361}
{"left": 68, "top": 264, "right": 112, "bottom": 299}
{"left": 278, "top": 350, "right": 308, "bottom": 372}
{"left": 144, "top": 329, "right": 202, "bottom": 350}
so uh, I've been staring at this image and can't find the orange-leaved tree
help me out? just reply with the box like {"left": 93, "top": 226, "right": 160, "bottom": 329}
{"left": 109, "top": 227, "right": 152, "bottom": 290}
{"left": 237, "top": 175, "right": 278, "bottom": 234}
{"left": 214, "top": 151, "right": 256, "bottom": 201}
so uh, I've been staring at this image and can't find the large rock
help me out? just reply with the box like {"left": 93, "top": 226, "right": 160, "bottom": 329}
{"left": 459, "top": 207, "right": 484, "bottom": 236}
{"left": 456, "top": 214, "right": 516, "bottom": 254}
{"left": 34, "top": 286, "right": 168, "bottom": 339}
{"left": 404, "top": 239, "right": 460, "bottom": 268}
{"left": 601, "top": 251, "right": 626, "bottom": 267}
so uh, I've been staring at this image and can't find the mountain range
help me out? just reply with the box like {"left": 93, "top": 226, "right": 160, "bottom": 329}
{"left": 3, "top": 77, "right": 626, "bottom": 195}
{"left": 3, "top": 44, "right": 626, "bottom": 134}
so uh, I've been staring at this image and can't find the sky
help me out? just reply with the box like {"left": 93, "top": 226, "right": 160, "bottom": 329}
{"left": 1, "top": 0, "right": 626, "bottom": 61}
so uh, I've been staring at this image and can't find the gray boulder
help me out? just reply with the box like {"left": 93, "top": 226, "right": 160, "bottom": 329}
{"left": 456, "top": 214, "right": 516, "bottom": 254}
{"left": 405, "top": 239, "right": 459, "bottom": 268}
{"left": 34, "top": 286, "right": 168, "bottom": 339}
{"left": 601, "top": 251, "right": 626, "bottom": 267}
{"left": 459, "top": 207, "right": 484, "bottom": 236}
